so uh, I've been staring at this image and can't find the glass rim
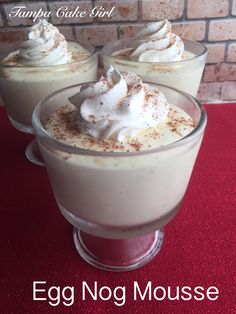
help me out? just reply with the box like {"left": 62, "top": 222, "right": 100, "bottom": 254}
{"left": 0, "top": 39, "right": 97, "bottom": 69}
{"left": 32, "top": 82, "right": 207, "bottom": 157}
{"left": 102, "top": 38, "right": 208, "bottom": 66}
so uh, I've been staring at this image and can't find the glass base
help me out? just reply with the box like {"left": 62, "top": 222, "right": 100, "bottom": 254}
{"left": 25, "top": 139, "right": 44, "bottom": 167}
{"left": 73, "top": 228, "right": 164, "bottom": 271}
{"left": 9, "top": 116, "right": 34, "bottom": 134}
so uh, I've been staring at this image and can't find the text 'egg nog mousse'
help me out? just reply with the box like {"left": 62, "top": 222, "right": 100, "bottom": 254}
{"left": 102, "top": 19, "right": 207, "bottom": 96}
{"left": 34, "top": 66, "right": 206, "bottom": 232}
{"left": 0, "top": 19, "right": 97, "bottom": 132}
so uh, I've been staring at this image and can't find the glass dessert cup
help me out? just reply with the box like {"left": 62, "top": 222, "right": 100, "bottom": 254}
{"left": 0, "top": 40, "right": 98, "bottom": 166}
{"left": 102, "top": 39, "right": 207, "bottom": 97}
{"left": 32, "top": 83, "right": 207, "bottom": 271}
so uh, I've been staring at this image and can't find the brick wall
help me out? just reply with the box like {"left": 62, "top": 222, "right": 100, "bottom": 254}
{"left": 0, "top": 0, "right": 235, "bottom": 103}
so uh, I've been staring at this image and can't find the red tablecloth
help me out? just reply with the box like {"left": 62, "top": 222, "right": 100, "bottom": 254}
{"left": 0, "top": 104, "right": 236, "bottom": 314}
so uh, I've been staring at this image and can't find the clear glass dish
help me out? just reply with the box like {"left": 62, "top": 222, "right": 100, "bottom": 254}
{"left": 102, "top": 39, "right": 207, "bottom": 97}
{"left": 33, "top": 82, "right": 207, "bottom": 271}
{"left": 0, "top": 39, "right": 98, "bottom": 166}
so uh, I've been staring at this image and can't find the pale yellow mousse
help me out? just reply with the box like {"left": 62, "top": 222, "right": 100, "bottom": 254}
{"left": 44, "top": 103, "right": 195, "bottom": 152}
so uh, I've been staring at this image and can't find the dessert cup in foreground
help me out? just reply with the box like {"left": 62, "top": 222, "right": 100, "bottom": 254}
{"left": 102, "top": 20, "right": 207, "bottom": 97}
{"left": 33, "top": 68, "right": 207, "bottom": 271}
{"left": 0, "top": 19, "right": 98, "bottom": 166}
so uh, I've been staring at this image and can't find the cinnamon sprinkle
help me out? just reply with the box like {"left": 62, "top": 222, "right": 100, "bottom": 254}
{"left": 44, "top": 103, "right": 195, "bottom": 153}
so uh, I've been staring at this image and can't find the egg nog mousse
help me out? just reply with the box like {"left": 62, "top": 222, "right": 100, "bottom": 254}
{"left": 34, "top": 66, "right": 206, "bottom": 231}
{"left": 33, "top": 66, "right": 207, "bottom": 270}
{"left": 0, "top": 19, "right": 97, "bottom": 132}
{"left": 102, "top": 19, "right": 207, "bottom": 96}
{"left": 45, "top": 67, "right": 195, "bottom": 152}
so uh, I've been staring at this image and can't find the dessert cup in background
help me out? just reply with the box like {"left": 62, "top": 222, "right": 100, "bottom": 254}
{"left": 102, "top": 20, "right": 207, "bottom": 97}
{"left": 0, "top": 41, "right": 97, "bottom": 131}
{"left": 0, "top": 19, "right": 98, "bottom": 166}
{"left": 32, "top": 68, "right": 207, "bottom": 271}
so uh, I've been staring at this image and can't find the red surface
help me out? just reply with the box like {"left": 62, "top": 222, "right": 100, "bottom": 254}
{"left": 0, "top": 104, "right": 236, "bottom": 314}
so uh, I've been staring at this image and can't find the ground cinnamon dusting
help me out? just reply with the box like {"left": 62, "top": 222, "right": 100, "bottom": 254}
{"left": 44, "top": 103, "right": 195, "bottom": 153}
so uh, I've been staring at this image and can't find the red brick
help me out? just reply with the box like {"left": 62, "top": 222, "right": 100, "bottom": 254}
{"left": 197, "top": 82, "right": 222, "bottom": 101}
{"left": 97, "top": 66, "right": 105, "bottom": 79}
{"left": 142, "top": 0, "right": 184, "bottom": 21}
{"left": 226, "top": 44, "right": 236, "bottom": 62}
{"left": 209, "top": 19, "right": 236, "bottom": 41}
{"left": 0, "top": 28, "right": 26, "bottom": 56}
{"left": 0, "top": 28, "right": 26, "bottom": 44}
{"left": 203, "top": 64, "right": 221, "bottom": 82}
{"left": 75, "top": 24, "right": 117, "bottom": 47}
{"left": 49, "top": 1, "right": 93, "bottom": 24}
{"left": 119, "top": 22, "right": 206, "bottom": 42}
{"left": 96, "top": 47, "right": 104, "bottom": 69}
{"left": 57, "top": 26, "right": 75, "bottom": 41}
{"left": 118, "top": 23, "right": 145, "bottom": 39}
{"left": 0, "top": 13, "right": 3, "bottom": 27}
{"left": 221, "top": 82, "right": 236, "bottom": 100}
{"left": 232, "top": 0, "right": 236, "bottom": 15}
{"left": 94, "top": 0, "right": 138, "bottom": 22}
{"left": 205, "top": 44, "right": 225, "bottom": 64}
{"left": 3, "top": 2, "right": 47, "bottom": 26}
{"left": 172, "top": 21, "right": 206, "bottom": 41}
{"left": 219, "top": 63, "right": 236, "bottom": 81}
{"left": 188, "top": 0, "right": 228, "bottom": 18}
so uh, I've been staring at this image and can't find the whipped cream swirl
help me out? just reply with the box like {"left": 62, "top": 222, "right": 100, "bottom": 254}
{"left": 69, "top": 67, "right": 169, "bottom": 142}
{"left": 130, "top": 19, "right": 184, "bottom": 62}
{"left": 19, "top": 19, "right": 71, "bottom": 66}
